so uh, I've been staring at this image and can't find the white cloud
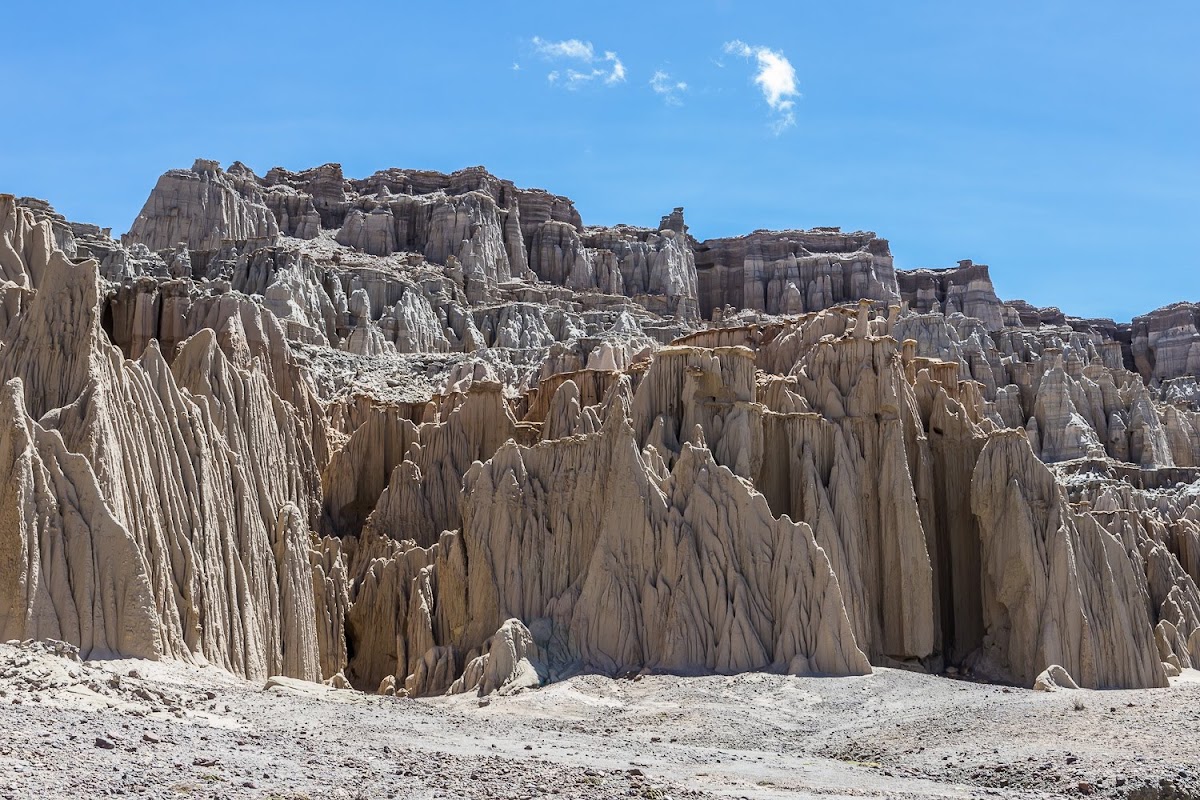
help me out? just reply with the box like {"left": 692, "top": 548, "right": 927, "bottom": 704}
{"left": 723, "top": 40, "right": 800, "bottom": 132}
{"left": 529, "top": 37, "right": 626, "bottom": 89}
{"left": 565, "top": 68, "right": 596, "bottom": 88}
{"left": 723, "top": 40, "right": 753, "bottom": 58}
{"left": 650, "top": 70, "right": 688, "bottom": 106}
{"left": 604, "top": 52, "right": 626, "bottom": 85}
{"left": 532, "top": 36, "right": 594, "bottom": 61}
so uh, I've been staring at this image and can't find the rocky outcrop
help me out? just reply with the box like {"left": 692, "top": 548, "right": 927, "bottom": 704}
{"left": 452, "top": 618, "right": 546, "bottom": 697}
{"left": 0, "top": 209, "right": 321, "bottom": 681}
{"left": 694, "top": 228, "right": 897, "bottom": 318}
{"left": 582, "top": 213, "right": 699, "bottom": 318}
{"left": 455, "top": 413, "right": 873, "bottom": 679}
{"left": 897, "top": 260, "right": 1008, "bottom": 331}
{"left": 1, "top": 158, "right": 1197, "bottom": 699}
{"left": 971, "top": 432, "right": 1167, "bottom": 689}
{"left": 0, "top": 377, "right": 160, "bottom": 659}
{"left": 362, "top": 383, "right": 518, "bottom": 547}
{"left": 125, "top": 159, "right": 280, "bottom": 251}
{"left": 323, "top": 304, "right": 1192, "bottom": 693}
{"left": 1132, "top": 302, "right": 1200, "bottom": 383}
{"left": 2, "top": 194, "right": 59, "bottom": 289}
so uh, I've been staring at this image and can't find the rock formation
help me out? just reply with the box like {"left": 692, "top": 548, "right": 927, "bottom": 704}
{"left": 0, "top": 160, "right": 1197, "bottom": 696}
{"left": 695, "top": 228, "right": 898, "bottom": 319}
{"left": 896, "top": 260, "right": 1011, "bottom": 331}
{"left": 126, "top": 160, "right": 280, "bottom": 252}
{"left": 1132, "top": 302, "right": 1200, "bottom": 383}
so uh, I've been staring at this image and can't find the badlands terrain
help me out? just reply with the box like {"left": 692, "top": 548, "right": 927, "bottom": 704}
{"left": 0, "top": 159, "right": 1198, "bottom": 797}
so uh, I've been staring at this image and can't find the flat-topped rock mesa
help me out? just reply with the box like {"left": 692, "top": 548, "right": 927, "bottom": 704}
{"left": 1, "top": 160, "right": 1198, "bottom": 702}
{"left": 1133, "top": 302, "right": 1200, "bottom": 383}
{"left": 695, "top": 227, "right": 898, "bottom": 319}
{"left": 896, "top": 259, "right": 1010, "bottom": 331}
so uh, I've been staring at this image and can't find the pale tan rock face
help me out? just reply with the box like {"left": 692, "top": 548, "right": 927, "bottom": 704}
{"left": 385, "top": 406, "right": 872, "bottom": 690}
{"left": 971, "top": 431, "right": 1168, "bottom": 689}
{"left": 0, "top": 216, "right": 321, "bottom": 681}
{"left": 753, "top": 333, "right": 937, "bottom": 664}
{"left": 0, "top": 195, "right": 56, "bottom": 289}
{"left": 362, "top": 383, "right": 518, "bottom": 547}
{"left": 125, "top": 160, "right": 280, "bottom": 252}
{"left": 1, "top": 162, "right": 1198, "bottom": 697}
{"left": 0, "top": 378, "right": 161, "bottom": 659}
{"left": 897, "top": 261, "right": 1007, "bottom": 332}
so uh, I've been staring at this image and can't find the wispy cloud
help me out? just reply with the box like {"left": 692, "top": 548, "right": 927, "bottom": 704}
{"left": 529, "top": 37, "right": 626, "bottom": 89}
{"left": 532, "top": 36, "right": 594, "bottom": 61}
{"left": 650, "top": 70, "right": 688, "bottom": 106}
{"left": 722, "top": 40, "right": 799, "bottom": 132}
{"left": 604, "top": 52, "right": 626, "bottom": 85}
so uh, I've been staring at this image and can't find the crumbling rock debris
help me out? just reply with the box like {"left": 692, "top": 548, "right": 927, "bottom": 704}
{"left": 1034, "top": 664, "right": 1080, "bottom": 692}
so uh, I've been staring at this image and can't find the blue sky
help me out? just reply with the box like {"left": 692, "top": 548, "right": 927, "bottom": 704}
{"left": 2, "top": 0, "right": 1196, "bottom": 320}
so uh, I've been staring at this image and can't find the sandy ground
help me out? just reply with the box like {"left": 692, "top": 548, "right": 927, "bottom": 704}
{"left": 1, "top": 641, "right": 1198, "bottom": 799}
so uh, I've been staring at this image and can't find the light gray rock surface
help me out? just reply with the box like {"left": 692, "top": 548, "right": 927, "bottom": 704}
{"left": 0, "top": 161, "right": 1197, "bottom": 702}
{"left": 695, "top": 227, "right": 898, "bottom": 318}
{"left": 125, "top": 159, "right": 280, "bottom": 251}
{"left": 897, "top": 260, "right": 1010, "bottom": 331}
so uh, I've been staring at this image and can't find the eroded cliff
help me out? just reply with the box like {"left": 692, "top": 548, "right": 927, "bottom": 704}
{"left": 0, "top": 160, "right": 1196, "bottom": 696}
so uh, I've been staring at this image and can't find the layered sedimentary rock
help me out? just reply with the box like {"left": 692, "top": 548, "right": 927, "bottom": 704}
{"left": 0, "top": 160, "right": 1197, "bottom": 699}
{"left": 695, "top": 228, "right": 898, "bottom": 319}
{"left": 1132, "top": 302, "right": 1200, "bottom": 383}
{"left": 896, "top": 260, "right": 1010, "bottom": 331}
{"left": 125, "top": 160, "right": 280, "bottom": 252}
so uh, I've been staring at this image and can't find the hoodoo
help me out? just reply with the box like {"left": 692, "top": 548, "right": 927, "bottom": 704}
{"left": 1, "top": 161, "right": 1198, "bottom": 696}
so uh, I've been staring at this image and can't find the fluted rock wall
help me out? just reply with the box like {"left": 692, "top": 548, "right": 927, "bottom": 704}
{"left": 971, "top": 432, "right": 1168, "bottom": 688}
{"left": 0, "top": 206, "right": 322, "bottom": 681}
{"left": 582, "top": 217, "right": 699, "bottom": 318}
{"left": 695, "top": 228, "right": 898, "bottom": 319}
{"left": 331, "top": 306, "right": 1198, "bottom": 693}
{"left": 896, "top": 260, "right": 1010, "bottom": 331}
{"left": 361, "top": 384, "right": 517, "bottom": 546}
{"left": 1133, "top": 302, "right": 1200, "bottom": 383}
{"left": 125, "top": 160, "right": 280, "bottom": 252}
{"left": 0, "top": 377, "right": 161, "bottom": 659}
{"left": 1, "top": 159, "right": 1198, "bottom": 698}
{"left": 458, "top": 413, "right": 873, "bottom": 678}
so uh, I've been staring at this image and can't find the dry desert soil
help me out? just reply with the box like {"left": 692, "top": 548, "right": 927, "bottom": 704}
{"left": 1, "top": 641, "right": 1199, "bottom": 800}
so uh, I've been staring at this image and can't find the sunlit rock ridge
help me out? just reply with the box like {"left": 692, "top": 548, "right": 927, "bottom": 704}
{"left": 0, "top": 158, "right": 1197, "bottom": 696}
